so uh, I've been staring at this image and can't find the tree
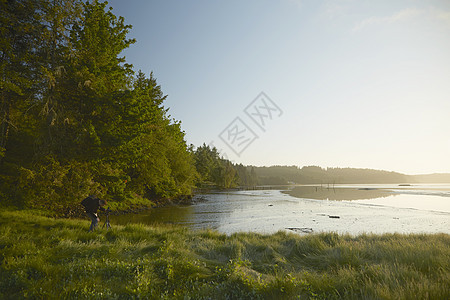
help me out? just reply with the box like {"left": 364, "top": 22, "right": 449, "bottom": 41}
{"left": 235, "top": 164, "right": 258, "bottom": 188}
{"left": 0, "top": 0, "right": 44, "bottom": 159}
{"left": 194, "top": 144, "right": 220, "bottom": 184}
{"left": 193, "top": 144, "right": 239, "bottom": 189}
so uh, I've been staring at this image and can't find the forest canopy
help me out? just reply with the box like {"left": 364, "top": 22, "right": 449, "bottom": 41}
{"left": 0, "top": 0, "right": 201, "bottom": 213}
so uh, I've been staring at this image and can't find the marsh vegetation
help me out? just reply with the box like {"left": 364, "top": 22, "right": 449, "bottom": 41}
{"left": 1, "top": 210, "right": 449, "bottom": 299}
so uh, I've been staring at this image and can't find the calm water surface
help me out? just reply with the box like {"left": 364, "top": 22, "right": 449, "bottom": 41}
{"left": 113, "top": 184, "right": 450, "bottom": 235}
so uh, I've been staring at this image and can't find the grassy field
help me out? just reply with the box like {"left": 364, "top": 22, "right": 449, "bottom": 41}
{"left": 0, "top": 210, "right": 449, "bottom": 299}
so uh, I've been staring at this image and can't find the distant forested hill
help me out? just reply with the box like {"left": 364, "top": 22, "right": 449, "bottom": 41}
{"left": 252, "top": 166, "right": 450, "bottom": 185}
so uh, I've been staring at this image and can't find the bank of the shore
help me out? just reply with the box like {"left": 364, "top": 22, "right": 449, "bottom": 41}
{"left": 1, "top": 210, "right": 449, "bottom": 299}
{"left": 46, "top": 193, "right": 195, "bottom": 220}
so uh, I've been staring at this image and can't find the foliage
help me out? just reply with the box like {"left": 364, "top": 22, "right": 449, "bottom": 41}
{"left": 193, "top": 144, "right": 257, "bottom": 189}
{"left": 0, "top": 0, "right": 197, "bottom": 212}
{"left": 1, "top": 210, "right": 449, "bottom": 299}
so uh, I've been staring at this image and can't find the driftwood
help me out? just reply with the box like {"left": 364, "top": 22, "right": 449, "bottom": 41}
{"left": 329, "top": 215, "right": 340, "bottom": 219}
{"left": 286, "top": 227, "right": 313, "bottom": 233}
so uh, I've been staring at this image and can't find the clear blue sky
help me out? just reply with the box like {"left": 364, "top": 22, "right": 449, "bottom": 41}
{"left": 108, "top": 0, "right": 450, "bottom": 174}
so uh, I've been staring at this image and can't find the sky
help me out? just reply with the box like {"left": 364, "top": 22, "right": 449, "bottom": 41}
{"left": 107, "top": 0, "right": 450, "bottom": 175}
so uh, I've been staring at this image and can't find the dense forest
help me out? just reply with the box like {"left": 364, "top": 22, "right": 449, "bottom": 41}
{"left": 1, "top": 1, "right": 448, "bottom": 215}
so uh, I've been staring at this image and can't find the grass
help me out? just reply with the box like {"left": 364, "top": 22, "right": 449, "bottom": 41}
{"left": 0, "top": 210, "right": 449, "bottom": 299}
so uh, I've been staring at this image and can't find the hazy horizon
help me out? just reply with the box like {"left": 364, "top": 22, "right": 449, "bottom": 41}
{"left": 239, "top": 164, "right": 450, "bottom": 176}
{"left": 108, "top": 0, "right": 450, "bottom": 174}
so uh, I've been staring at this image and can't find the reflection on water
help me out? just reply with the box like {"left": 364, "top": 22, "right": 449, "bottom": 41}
{"left": 354, "top": 194, "right": 450, "bottom": 213}
{"left": 110, "top": 185, "right": 450, "bottom": 235}
{"left": 285, "top": 186, "right": 392, "bottom": 200}
{"left": 113, "top": 193, "right": 236, "bottom": 229}
{"left": 113, "top": 205, "right": 194, "bottom": 226}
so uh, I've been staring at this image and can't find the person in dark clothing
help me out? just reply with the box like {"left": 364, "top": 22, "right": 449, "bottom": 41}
{"left": 81, "top": 195, "right": 107, "bottom": 231}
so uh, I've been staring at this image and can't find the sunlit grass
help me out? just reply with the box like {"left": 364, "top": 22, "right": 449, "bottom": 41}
{"left": 0, "top": 210, "right": 449, "bottom": 299}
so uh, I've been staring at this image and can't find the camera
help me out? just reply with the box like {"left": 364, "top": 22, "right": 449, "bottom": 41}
{"left": 103, "top": 207, "right": 112, "bottom": 229}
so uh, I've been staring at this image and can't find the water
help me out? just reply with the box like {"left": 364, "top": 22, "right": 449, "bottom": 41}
{"left": 112, "top": 184, "right": 450, "bottom": 235}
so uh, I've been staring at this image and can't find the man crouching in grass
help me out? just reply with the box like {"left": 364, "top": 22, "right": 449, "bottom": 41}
{"left": 81, "top": 195, "right": 107, "bottom": 231}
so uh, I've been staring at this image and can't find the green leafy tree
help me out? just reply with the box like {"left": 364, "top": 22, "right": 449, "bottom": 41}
{"left": 235, "top": 164, "right": 258, "bottom": 188}
{"left": 0, "top": 0, "right": 43, "bottom": 158}
{"left": 193, "top": 144, "right": 239, "bottom": 189}
{"left": 194, "top": 144, "right": 220, "bottom": 184}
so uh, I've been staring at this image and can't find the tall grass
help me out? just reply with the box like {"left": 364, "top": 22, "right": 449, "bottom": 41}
{"left": 0, "top": 210, "right": 449, "bottom": 299}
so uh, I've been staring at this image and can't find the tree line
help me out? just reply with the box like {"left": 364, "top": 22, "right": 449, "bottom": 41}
{"left": 252, "top": 165, "right": 450, "bottom": 185}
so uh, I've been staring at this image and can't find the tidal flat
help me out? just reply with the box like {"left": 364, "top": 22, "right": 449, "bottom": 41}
{"left": 113, "top": 185, "right": 450, "bottom": 236}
